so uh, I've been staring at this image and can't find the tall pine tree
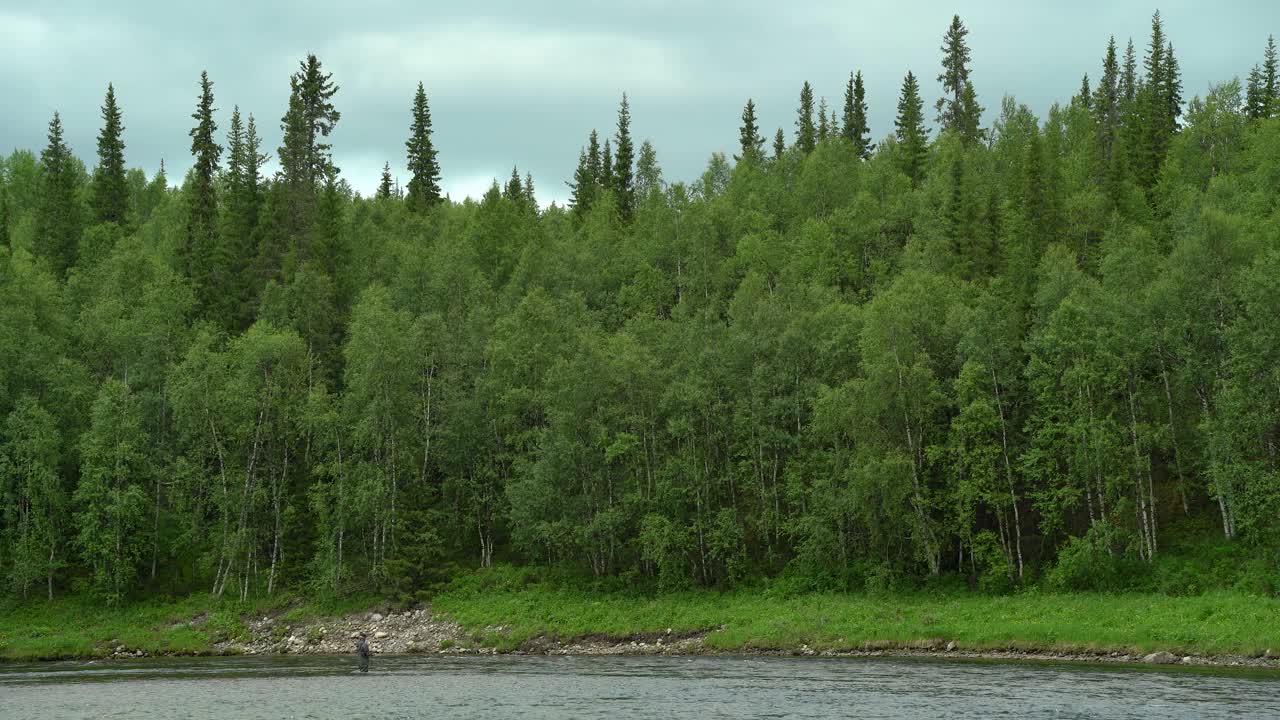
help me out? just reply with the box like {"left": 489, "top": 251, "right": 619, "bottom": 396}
{"left": 937, "top": 15, "right": 982, "bottom": 142}
{"left": 276, "top": 54, "right": 340, "bottom": 255}
{"left": 737, "top": 98, "right": 765, "bottom": 163}
{"left": 377, "top": 162, "right": 394, "bottom": 199}
{"left": 35, "top": 112, "right": 82, "bottom": 276}
{"left": 405, "top": 82, "right": 442, "bottom": 210}
{"left": 1094, "top": 37, "right": 1121, "bottom": 167}
{"left": 1247, "top": 65, "right": 1268, "bottom": 119}
{"left": 1132, "top": 12, "right": 1180, "bottom": 189}
{"left": 795, "top": 81, "right": 816, "bottom": 154}
{"left": 773, "top": 128, "right": 786, "bottom": 160}
{"left": 503, "top": 166, "right": 523, "bottom": 201}
{"left": 613, "top": 93, "right": 635, "bottom": 220}
{"left": 587, "top": 130, "right": 602, "bottom": 187}
{"left": 222, "top": 109, "right": 268, "bottom": 328}
{"left": 601, "top": 139, "right": 614, "bottom": 191}
{"left": 92, "top": 84, "right": 129, "bottom": 226}
{"left": 523, "top": 172, "right": 536, "bottom": 206}
{"left": 843, "top": 71, "right": 871, "bottom": 159}
{"left": 1265, "top": 35, "right": 1278, "bottom": 112}
{"left": 568, "top": 147, "right": 595, "bottom": 219}
{"left": 1120, "top": 39, "right": 1138, "bottom": 114}
{"left": 895, "top": 71, "right": 930, "bottom": 185}
{"left": 187, "top": 71, "right": 221, "bottom": 315}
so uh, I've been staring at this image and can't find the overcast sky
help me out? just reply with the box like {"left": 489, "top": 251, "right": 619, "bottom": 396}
{"left": 2, "top": 1, "right": 1276, "bottom": 206}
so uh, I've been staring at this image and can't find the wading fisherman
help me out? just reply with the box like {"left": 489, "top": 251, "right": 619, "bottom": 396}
{"left": 356, "top": 632, "right": 371, "bottom": 672}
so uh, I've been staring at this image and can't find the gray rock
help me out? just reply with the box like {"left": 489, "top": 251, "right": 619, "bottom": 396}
{"left": 946, "top": 641, "right": 957, "bottom": 652}
{"left": 1143, "top": 651, "right": 1178, "bottom": 665}
{"left": 374, "top": 631, "right": 389, "bottom": 639}
{"left": 370, "top": 613, "right": 384, "bottom": 622}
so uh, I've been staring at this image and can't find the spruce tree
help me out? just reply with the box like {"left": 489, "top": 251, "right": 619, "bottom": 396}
{"left": 569, "top": 147, "right": 595, "bottom": 219}
{"left": 1120, "top": 39, "right": 1138, "bottom": 113}
{"left": 1164, "top": 42, "right": 1183, "bottom": 133}
{"left": 405, "top": 82, "right": 442, "bottom": 210}
{"left": 1077, "top": 75, "right": 1092, "bottom": 110}
{"left": 586, "top": 130, "right": 602, "bottom": 187}
{"left": 1094, "top": 37, "right": 1121, "bottom": 166}
{"left": 1132, "top": 13, "right": 1179, "bottom": 189}
{"left": 773, "top": 128, "right": 786, "bottom": 160}
{"left": 937, "top": 15, "right": 981, "bottom": 142}
{"left": 523, "top": 172, "right": 536, "bottom": 206}
{"left": 843, "top": 71, "right": 871, "bottom": 159}
{"left": 35, "top": 112, "right": 82, "bottom": 276}
{"left": 187, "top": 71, "right": 221, "bottom": 314}
{"left": 377, "top": 162, "right": 394, "bottom": 199}
{"left": 222, "top": 109, "right": 268, "bottom": 328}
{"left": 601, "top": 139, "right": 614, "bottom": 191}
{"left": 1265, "top": 35, "right": 1278, "bottom": 112}
{"left": 1247, "top": 65, "right": 1267, "bottom": 120}
{"left": 503, "top": 166, "right": 523, "bottom": 201}
{"left": 795, "top": 81, "right": 816, "bottom": 153}
{"left": 894, "top": 71, "right": 929, "bottom": 185}
{"left": 92, "top": 84, "right": 129, "bottom": 226}
{"left": 613, "top": 93, "right": 635, "bottom": 219}
{"left": 737, "top": 98, "right": 764, "bottom": 163}
{"left": 276, "top": 54, "right": 340, "bottom": 253}
{"left": 817, "top": 97, "right": 830, "bottom": 141}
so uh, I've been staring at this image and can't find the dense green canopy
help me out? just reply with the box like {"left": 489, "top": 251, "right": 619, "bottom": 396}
{"left": 1, "top": 14, "right": 1279, "bottom": 604}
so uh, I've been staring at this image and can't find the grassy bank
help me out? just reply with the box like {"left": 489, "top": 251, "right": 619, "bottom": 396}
{"left": 434, "top": 573, "right": 1280, "bottom": 657}
{"left": 3, "top": 575, "right": 1279, "bottom": 662}
{"left": 0, "top": 593, "right": 376, "bottom": 661}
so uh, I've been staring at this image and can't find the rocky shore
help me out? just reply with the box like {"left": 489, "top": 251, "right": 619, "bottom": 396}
{"left": 118, "top": 606, "right": 1276, "bottom": 670}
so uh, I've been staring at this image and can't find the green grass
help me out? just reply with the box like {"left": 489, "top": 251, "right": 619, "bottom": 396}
{"left": 433, "top": 571, "right": 1280, "bottom": 657}
{"left": 0, "top": 591, "right": 382, "bottom": 661}
{"left": 3, "top": 571, "right": 1278, "bottom": 662}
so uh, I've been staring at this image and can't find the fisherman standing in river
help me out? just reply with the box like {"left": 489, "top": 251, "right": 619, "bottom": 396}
{"left": 355, "top": 632, "right": 371, "bottom": 673}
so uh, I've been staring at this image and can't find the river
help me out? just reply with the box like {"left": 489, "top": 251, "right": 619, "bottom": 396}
{"left": 1, "top": 654, "right": 1277, "bottom": 719}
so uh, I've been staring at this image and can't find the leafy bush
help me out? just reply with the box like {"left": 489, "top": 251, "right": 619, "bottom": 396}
{"left": 1044, "top": 524, "right": 1145, "bottom": 592}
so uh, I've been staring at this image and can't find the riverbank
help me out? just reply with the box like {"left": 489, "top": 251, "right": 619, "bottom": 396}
{"left": 3, "top": 584, "right": 1280, "bottom": 669}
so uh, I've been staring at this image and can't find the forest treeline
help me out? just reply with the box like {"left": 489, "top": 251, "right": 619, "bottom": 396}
{"left": 2, "top": 12, "right": 1279, "bottom": 604}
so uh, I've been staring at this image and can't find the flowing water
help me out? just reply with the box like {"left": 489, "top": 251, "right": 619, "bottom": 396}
{"left": 1, "top": 654, "right": 1277, "bottom": 719}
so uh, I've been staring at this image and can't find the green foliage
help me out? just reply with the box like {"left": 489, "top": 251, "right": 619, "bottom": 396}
{"left": 92, "top": 84, "right": 130, "bottom": 226}
{"left": 795, "top": 81, "right": 816, "bottom": 154}
{"left": 2, "top": 27, "right": 1279, "bottom": 611}
{"left": 894, "top": 72, "right": 929, "bottom": 184}
{"left": 34, "top": 113, "right": 83, "bottom": 277}
{"left": 405, "top": 82, "right": 442, "bottom": 210}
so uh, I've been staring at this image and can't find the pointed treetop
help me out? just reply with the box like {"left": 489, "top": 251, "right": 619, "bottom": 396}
{"left": 795, "top": 81, "right": 816, "bottom": 153}
{"left": 843, "top": 71, "right": 871, "bottom": 159}
{"left": 894, "top": 70, "right": 930, "bottom": 185}
{"left": 405, "top": 81, "right": 442, "bottom": 210}
{"left": 737, "top": 98, "right": 765, "bottom": 163}
{"left": 377, "top": 162, "right": 394, "bottom": 199}
{"left": 93, "top": 82, "right": 130, "bottom": 225}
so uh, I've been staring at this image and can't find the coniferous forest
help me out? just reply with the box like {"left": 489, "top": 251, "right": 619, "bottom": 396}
{"left": 2, "top": 12, "right": 1280, "bottom": 606}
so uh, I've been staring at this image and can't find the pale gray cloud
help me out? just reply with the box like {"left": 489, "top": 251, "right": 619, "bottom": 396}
{"left": 1, "top": 1, "right": 1275, "bottom": 207}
